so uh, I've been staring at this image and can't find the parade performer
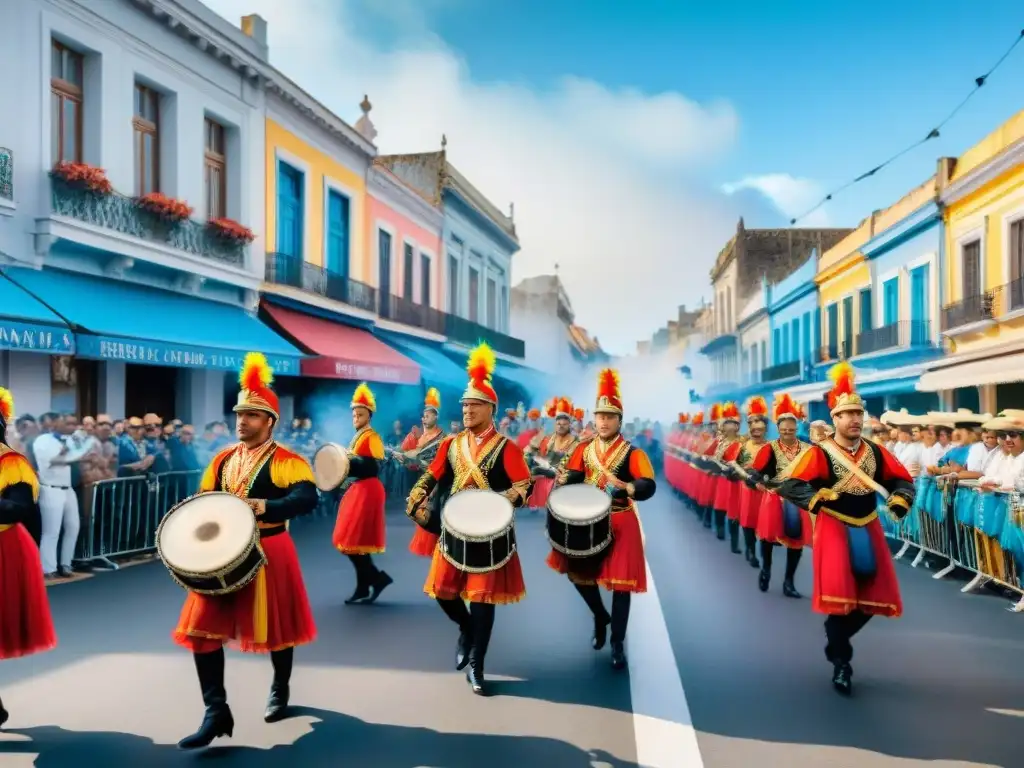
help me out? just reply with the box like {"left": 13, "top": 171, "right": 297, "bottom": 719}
{"left": 749, "top": 393, "right": 812, "bottom": 597}
{"left": 737, "top": 397, "right": 770, "bottom": 567}
{"left": 774, "top": 363, "right": 914, "bottom": 695}
{"left": 332, "top": 382, "right": 393, "bottom": 605}
{"left": 173, "top": 354, "right": 318, "bottom": 749}
{"left": 407, "top": 343, "right": 531, "bottom": 695}
{"left": 408, "top": 388, "right": 448, "bottom": 557}
{"left": 548, "top": 368, "right": 656, "bottom": 671}
{"left": 526, "top": 397, "right": 579, "bottom": 511}
{"left": 712, "top": 402, "right": 743, "bottom": 546}
{"left": 517, "top": 408, "right": 543, "bottom": 450}
{"left": 682, "top": 411, "right": 706, "bottom": 507}
{"left": 696, "top": 405, "right": 722, "bottom": 530}
{"left": 0, "top": 387, "right": 54, "bottom": 729}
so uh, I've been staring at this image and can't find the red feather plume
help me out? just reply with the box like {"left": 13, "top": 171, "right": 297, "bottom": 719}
{"left": 692, "top": 412, "right": 705, "bottom": 426}
{"left": 721, "top": 401, "right": 740, "bottom": 421}
{"left": 745, "top": 396, "right": 768, "bottom": 419}
{"left": 772, "top": 393, "right": 799, "bottom": 422}
{"left": 597, "top": 368, "right": 620, "bottom": 401}
{"left": 827, "top": 362, "right": 856, "bottom": 411}
{"left": 709, "top": 403, "right": 722, "bottom": 422}
{"left": 239, "top": 352, "right": 273, "bottom": 392}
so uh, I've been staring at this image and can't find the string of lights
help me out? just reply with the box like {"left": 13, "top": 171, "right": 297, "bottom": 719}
{"left": 789, "top": 27, "right": 1024, "bottom": 226}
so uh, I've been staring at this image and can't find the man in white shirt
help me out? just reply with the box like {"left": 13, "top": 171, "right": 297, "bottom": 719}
{"left": 979, "top": 420, "right": 1024, "bottom": 492}
{"left": 895, "top": 422, "right": 923, "bottom": 477}
{"left": 32, "top": 414, "right": 84, "bottom": 578}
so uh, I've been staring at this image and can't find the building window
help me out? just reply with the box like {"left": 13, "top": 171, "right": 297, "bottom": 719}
{"left": 1010, "top": 220, "right": 1024, "bottom": 284}
{"left": 275, "top": 161, "right": 304, "bottom": 257}
{"left": 420, "top": 253, "right": 431, "bottom": 306}
{"left": 403, "top": 242, "right": 415, "bottom": 299}
{"left": 961, "top": 239, "right": 981, "bottom": 298}
{"left": 133, "top": 83, "right": 160, "bottom": 195}
{"left": 468, "top": 267, "right": 480, "bottom": 323}
{"left": 500, "top": 284, "right": 508, "bottom": 331}
{"left": 50, "top": 40, "right": 83, "bottom": 164}
{"left": 204, "top": 118, "right": 226, "bottom": 219}
{"left": 325, "top": 189, "right": 349, "bottom": 275}
{"left": 448, "top": 254, "right": 459, "bottom": 314}
{"left": 486, "top": 276, "right": 497, "bottom": 329}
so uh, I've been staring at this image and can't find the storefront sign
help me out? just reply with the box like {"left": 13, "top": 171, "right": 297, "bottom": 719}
{"left": 301, "top": 356, "right": 421, "bottom": 384}
{"left": 0, "top": 320, "right": 75, "bottom": 353}
{"left": 76, "top": 335, "right": 301, "bottom": 376}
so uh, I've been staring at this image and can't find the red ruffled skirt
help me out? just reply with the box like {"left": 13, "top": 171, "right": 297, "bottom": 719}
{"left": 0, "top": 524, "right": 57, "bottom": 659}
{"left": 172, "top": 531, "right": 317, "bottom": 653}
{"left": 333, "top": 477, "right": 386, "bottom": 555}
{"left": 409, "top": 526, "right": 439, "bottom": 558}
{"left": 713, "top": 476, "right": 735, "bottom": 515}
{"left": 546, "top": 509, "right": 647, "bottom": 593}
{"left": 738, "top": 484, "right": 762, "bottom": 528}
{"left": 812, "top": 514, "right": 901, "bottom": 618}
{"left": 424, "top": 544, "right": 526, "bottom": 604}
{"left": 527, "top": 476, "right": 556, "bottom": 509}
{"left": 697, "top": 470, "right": 716, "bottom": 506}
{"left": 756, "top": 493, "right": 813, "bottom": 548}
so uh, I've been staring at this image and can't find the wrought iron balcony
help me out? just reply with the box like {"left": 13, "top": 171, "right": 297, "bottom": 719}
{"left": 941, "top": 289, "right": 998, "bottom": 331}
{"left": 265, "top": 252, "right": 377, "bottom": 314}
{"left": 379, "top": 292, "right": 447, "bottom": 335}
{"left": 856, "top": 320, "right": 934, "bottom": 355}
{"left": 0, "top": 148, "right": 12, "bottom": 201}
{"left": 50, "top": 181, "right": 245, "bottom": 266}
{"left": 761, "top": 360, "right": 802, "bottom": 382}
{"left": 445, "top": 313, "right": 525, "bottom": 358}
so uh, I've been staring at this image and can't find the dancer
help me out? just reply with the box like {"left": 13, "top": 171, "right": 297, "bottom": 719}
{"left": 407, "top": 343, "right": 530, "bottom": 695}
{"left": 713, "top": 402, "right": 743, "bottom": 547}
{"left": 774, "top": 363, "right": 914, "bottom": 695}
{"left": 525, "top": 397, "right": 579, "bottom": 512}
{"left": 749, "top": 393, "right": 812, "bottom": 597}
{"left": 737, "top": 397, "right": 770, "bottom": 567}
{"left": 0, "top": 387, "right": 55, "bottom": 728}
{"left": 548, "top": 368, "right": 656, "bottom": 670}
{"left": 332, "top": 383, "right": 392, "bottom": 604}
{"left": 173, "top": 354, "right": 318, "bottom": 749}
{"left": 408, "top": 388, "right": 448, "bottom": 558}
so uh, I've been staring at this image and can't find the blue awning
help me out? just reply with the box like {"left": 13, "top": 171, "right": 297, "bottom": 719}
{"left": 4, "top": 268, "right": 304, "bottom": 374}
{"left": 0, "top": 272, "right": 75, "bottom": 354}
{"left": 495, "top": 362, "right": 550, "bottom": 399}
{"left": 857, "top": 375, "right": 921, "bottom": 398}
{"left": 377, "top": 333, "right": 466, "bottom": 393}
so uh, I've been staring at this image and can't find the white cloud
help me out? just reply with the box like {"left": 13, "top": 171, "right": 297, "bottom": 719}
{"left": 722, "top": 173, "right": 829, "bottom": 227}
{"left": 202, "top": 0, "right": 773, "bottom": 354}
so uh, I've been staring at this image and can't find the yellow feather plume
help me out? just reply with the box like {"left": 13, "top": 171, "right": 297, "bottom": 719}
{"left": 0, "top": 387, "right": 13, "bottom": 424}
{"left": 239, "top": 352, "right": 273, "bottom": 391}
{"left": 352, "top": 382, "right": 377, "bottom": 412}
{"left": 424, "top": 387, "right": 441, "bottom": 410}
{"left": 466, "top": 342, "right": 496, "bottom": 384}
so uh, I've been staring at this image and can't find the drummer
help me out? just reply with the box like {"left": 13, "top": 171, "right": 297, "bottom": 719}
{"left": 549, "top": 368, "right": 656, "bottom": 671}
{"left": 408, "top": 387, "right": 448, "bottom": 558}
{"left": 173, "top": 353, "right": 319, "bottom": 749}
{"left": 525, "top": 397, "right": 579, "bottom": 514}
{"left": 406, "top": 342, "right": 531, "bottom": 695}
{"left": 332, "top": 383, "right": 393, "bottom": 605}
{"left": 0, "top": 387, "right": 55, "bottom": 728}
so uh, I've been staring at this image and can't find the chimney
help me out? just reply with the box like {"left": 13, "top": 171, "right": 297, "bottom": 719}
{"left": 241, "top": 14, "right": 268, "bottom": 48}
{"left": 354, "top": 95, "right": 377, "bottom": 143}
{"left": 936, "top": 156, "right": 957, "bottom": 194}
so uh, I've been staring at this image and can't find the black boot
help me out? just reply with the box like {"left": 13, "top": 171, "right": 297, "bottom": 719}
{"left": 714, "top": 510, "right": 726, "bottom": 540}
{"left": 365, "top": 567, "right": 394, "bottom": 604}
{"left": 702, "top": 505, "right": 713, "bottom": 528}
{"left": 782, "top": 548, "right": 803, "bottom": 598}
{"left": 609, "top": 592, "right": 631, "bottom": 671}
{"left": 832, "top": 662, "right": 853, "bottom": 696}
{"left": 728, "top": 519, "right": 742, "bottom": 554}
{"left": 574, "top": 583, "right": 610, "bottom": 650}
{"left": 437, "top": 598, "right": 473, "bottom": 670}
{"left": 743, "top": 527, "right": 760, "bottom": 567}
{"left": 265, "top": 648, "right": 293, "bottom": 723}
{"left": 345, "top": 555, "right": 371, "bottom": 604}
{"left": 0, "top": 695, "right": 8, "bottom": 728}
{"left": 177, "top": 648, "right": 233, "bottom": 750}
{"left": 467, "top": 603, "right": 495, "bottom": 695}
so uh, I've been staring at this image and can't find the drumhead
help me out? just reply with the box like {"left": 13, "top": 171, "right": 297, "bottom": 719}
{"left": 442, "top": 489, "right": 514, "bottom": 538}
{"left": 159, "top": 492, "right": 256, "bottom": 574}
{"left": 314, "top": 442, "right": 350, "bottom": 491}
{"left": 548, "top": 484, "right": 611, "bottom": 524}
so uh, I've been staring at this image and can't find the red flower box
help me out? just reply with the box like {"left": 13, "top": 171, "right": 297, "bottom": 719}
{"left": 207, "top": 217, "right": 256, "bottom": 245}
{"left": 50, "top": 162, "right": 113, "bottom": 196}
{"left": 135, "top": 192, "right": 193, "bottom": 224}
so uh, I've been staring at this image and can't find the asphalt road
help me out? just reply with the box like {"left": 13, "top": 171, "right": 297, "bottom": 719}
{"left": 1, "top": 488, "right": 1023, "bottom": 767}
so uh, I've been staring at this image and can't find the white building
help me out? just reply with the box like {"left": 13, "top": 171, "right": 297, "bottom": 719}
{"left": 736, "top": 284, "right": 770, "bottom": 388}
{"left": 0, "top": 0, "right": 295, "bottom": 426}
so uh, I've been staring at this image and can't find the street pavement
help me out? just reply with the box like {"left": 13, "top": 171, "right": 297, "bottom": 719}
{"left": 1, "top": 486, "right": 1023, "bottom": 767}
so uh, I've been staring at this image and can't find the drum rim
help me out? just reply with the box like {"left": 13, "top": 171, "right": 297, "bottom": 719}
{"left": 156, "top": 491, "right": 261, "bottom": 578}
{"left": 546, "top": 484, "right": 611, "bottom": 526}
{"left": 440, "top": 527, "right": 517, "bottom": 573}
{"left": 440, "top": 488, "right": 515, "bottom": 538}
{"left": 167, "top": 543, "right": 267, "bottom": 595}
{"left": 545, "top": 510, "right": 613, "bottom": 557}
{"left": 313, "top": 442, "right": 351, "bottom": 491}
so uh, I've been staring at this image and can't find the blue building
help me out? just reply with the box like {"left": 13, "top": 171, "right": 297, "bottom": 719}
{"left": 764, "top": 249, "right": 820, "bottom": 398}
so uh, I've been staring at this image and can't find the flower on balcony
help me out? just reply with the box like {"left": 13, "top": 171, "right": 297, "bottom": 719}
{"left": 49, "top": 162, "right": 112, "bottom": 196}
{"left": 207, "top": 217, "right": 256, "bottom": 245}
{"left": 135, "top": 192, "right": 194, "bottom": 224}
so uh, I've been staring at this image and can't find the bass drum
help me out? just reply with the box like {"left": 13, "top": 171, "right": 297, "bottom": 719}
{"left": 313, "top": 443, "right": 351, "bottom": 492}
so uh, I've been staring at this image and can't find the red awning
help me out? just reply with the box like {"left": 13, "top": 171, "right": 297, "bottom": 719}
{"left": 263, "top": 304, "right": 420, "bottom": 384}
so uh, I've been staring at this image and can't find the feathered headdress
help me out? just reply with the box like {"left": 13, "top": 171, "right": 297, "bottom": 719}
{"left": 827, "top": 362, "right": 862, "bottom": 416}
{"left": 527, "top": 408, "right": 541, "bottom": 421}
{"left": 678, "top": 412, "right": 689, "bottom": 425}
{"left": 692, "top": 412, "right": 705, "bottom": 426}
{"left": 794, "top": 402, "right": 807, "bottom": 420}
{"left": 0, "top": 387, "right": 14, "bottom": 427}
{"left": 351, "top": 382, "right": 377, "bottom": 413}
{"left": 594, "top": 368, "right": 623, "bottom": 415}
{"left": 544, "top": 398, "right": 557, "bottom": 419}
{"left": 745, "top": 396, "right": 769, "bottom": 423}
{"left": 233, "top": 352, "right": 279, "bottom": 419}
{"left": 555, "top": 397, "right": 573, "bottom": 419}
{"left": 573, "top": 407, "right": 585, "bottom": 421}
{"left": 772, "top": 393, "right": 800, "bottom": 423}
{"left": 709, "top": 403, "right": 722, "bottom": 423}
{"left": 721, "top": 401, "right": 741, "bottom": 423}
{"left": 424, "top": 387, "right": 441, "bottom": 413}
{"left": 462, "top": 342, "right": 498, "bottom": 405}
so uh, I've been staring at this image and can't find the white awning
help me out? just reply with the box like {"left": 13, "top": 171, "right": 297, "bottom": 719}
{"left": 917, "top": 351, "right": 1024, "bottom": 392}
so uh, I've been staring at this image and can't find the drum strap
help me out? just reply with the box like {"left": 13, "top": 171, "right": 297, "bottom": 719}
{"left": 452, "top": 432, "right": 504, "bottom": 493}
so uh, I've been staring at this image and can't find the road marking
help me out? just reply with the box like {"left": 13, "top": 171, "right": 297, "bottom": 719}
{"left": 629, "top": 560, "right": 706, "bottom": 768}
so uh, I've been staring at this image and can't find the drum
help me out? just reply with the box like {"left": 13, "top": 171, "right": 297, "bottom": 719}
{"left": 313, "top": 442, "right": 351, "bottom": 492}
{"left": 440, "top": 489, "right": 516, "bottom": 573}
{"left": 156, "top": 492, "right": 266, "bottom": 595}
{"left": 546, "top": 484, "right": 613, "bottom": 557}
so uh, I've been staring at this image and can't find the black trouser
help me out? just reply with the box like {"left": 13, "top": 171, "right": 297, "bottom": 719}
{"left": 192, "top": 646, "right": 294, "bottom": 708}
{"left": 437, "top": 598, "right": 495, "bottom": 665}
{"left": 347, "top": 554, "right": 380, "bottom": 589}
{"left": 824, "top": 611, "right": 872, "bottom": 665}
{"left": 574, "top": 583, "right": 631, "bottom": 644}
{"left": 760, "top": 541, "right": 802, "bottom": 580}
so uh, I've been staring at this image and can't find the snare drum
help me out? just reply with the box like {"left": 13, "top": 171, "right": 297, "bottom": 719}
{"left": 313, "top": 443, "right": 351, "bottom": 492}
{"left": 156, "top": 492, "right": 266, "bottom": 595}
{"left": 440, "top": 489, "right": 516, "bottom": 573}
{"left": 546, "top": 484, "right": 613, "bottom": 557}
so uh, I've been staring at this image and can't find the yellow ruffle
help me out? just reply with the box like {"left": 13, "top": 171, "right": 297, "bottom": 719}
{"left": 270, "top": 453, "right": 314, "bottom": 488}
{"left": 0, "top": 453, "right": 39, "bottom": 501}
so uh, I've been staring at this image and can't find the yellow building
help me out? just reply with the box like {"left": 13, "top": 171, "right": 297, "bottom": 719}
{"left": 916, "top": 109, "right": 1024, "bottom": 413}
{"left": 815, "top": 218, "right": 874, "bottom": 362}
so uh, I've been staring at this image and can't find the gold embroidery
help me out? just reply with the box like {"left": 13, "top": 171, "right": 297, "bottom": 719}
{"left": 770, "top": 439, "right": 811, "bottom": 481}
{"left": 221, "top": 441, "right": 276, "bottom": 498}
{"left": 449, "top": 430, "right": 506, "bottom": 494}
{"left": 821, "top": 439, "right": 876, "bottom": 496}
{"left": 583, "top": 437, "right": 631, "bottom": 490}
{"left": 739, "top": 439, "right": 767, "bottom": 468}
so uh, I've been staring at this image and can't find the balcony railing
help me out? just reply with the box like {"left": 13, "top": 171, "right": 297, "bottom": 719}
{"left": 445, "top": 313, "right": 525, "bottom": 358}
{"left": 379, "top": 292, "right": 446, "bottom": 335}
{"left": 0, "top": 148, "right": 12, "bottom": 201}
{"left": 265, "top": 252, "right": 378, "bottom": 314}
{"left": 855, "top": 320, "right": 933, "bottom": 355}
{"left": 941, "top": 288, "right": 999, "bottom": 331}
{"left": 761, "top": 360, "right": 802, "bottom": 382}
{"left": 816, "top": 338, "right": 852, "bottom": 364}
